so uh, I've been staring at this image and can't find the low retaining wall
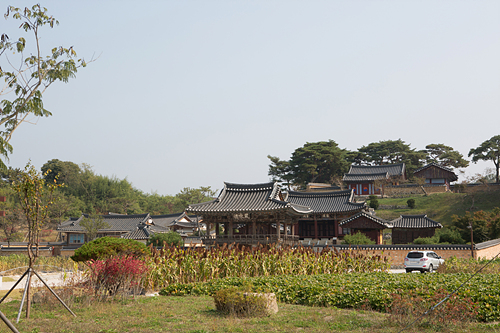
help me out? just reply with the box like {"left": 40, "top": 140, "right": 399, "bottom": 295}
{"left": 311, "top": 240, "right": 500, "bottom": 267}
{"left": 384, "top": 184, "right": 448, "bottom": 198}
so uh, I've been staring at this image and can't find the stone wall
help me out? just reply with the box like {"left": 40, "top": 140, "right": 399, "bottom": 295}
{"left": 476, "top": 239, "right": 500, "bottom": 260}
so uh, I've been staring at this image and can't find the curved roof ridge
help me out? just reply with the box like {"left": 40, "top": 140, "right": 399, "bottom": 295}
{"left": 414, "top": 162, "right": 454, "bottom": 174}
{"left": 400, "top": 214, "right": 427, "bottom": 218}
{"left": 350, "top": 163, "right": 405, "bottom": 169}
{"left": 224, "top": 182, "right": 275, "bottom": 190}
{"left": 288, "top": 189, "right": 353, "bottom": 197}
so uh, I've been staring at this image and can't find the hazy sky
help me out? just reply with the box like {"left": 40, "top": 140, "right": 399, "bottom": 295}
{"left": 3, "top": 1, "right": 500, "bottom": 195}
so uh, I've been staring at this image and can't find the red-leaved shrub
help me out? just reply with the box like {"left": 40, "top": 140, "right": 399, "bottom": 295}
{"left": 87, "top": 256, "right": 149, "bottom": 298}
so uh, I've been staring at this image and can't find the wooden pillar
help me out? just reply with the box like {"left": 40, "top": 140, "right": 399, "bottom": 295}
{"left": 229, "top": 221, "right": 233, "bottom": 237}
{"left": 252, "top": 221, "right": 256, "bottom": 237}
{"left": 207, "top": 221, "right": 211, "bottom": 238}
{"left": 314, "top": 216, "right": 318, "bottom": 240}
{"left": 276, "top": 220, "right": 281, "bottom": 240}
{"left": 216, "top": 222, "right": 219, "bottom": 236}
{"left": 283, "top": 222, "right": 287, "bottom": 240}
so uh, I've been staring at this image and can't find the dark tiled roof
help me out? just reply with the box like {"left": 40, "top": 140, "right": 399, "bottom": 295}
{"left": 339, "top": 211, "right": 390, "bottom": 227}
{"left": 151, "top": 212, "right": 194, "bottom": 228}
{"left": 286, "top": 189, "right": 365, "bottom": 214}
{"left": 186, "top": 182, "right": 312, "bottom": 215}
{"left": 343, "top": 172, "right": 389, "bottom": 182}
{"left": 389, "top": 214, "right": 443, "bottom": 229}
{"left": 413, "top": 163, "right": 458, "bottom": 182}
{"left": 346, "top": 163, "right": 405, "bottom": 177}
{"left": 121, "top": 224, "right": 169, "bottom": 240}
{"left": 57, "top": 213, "right": 152, "bottom": 233}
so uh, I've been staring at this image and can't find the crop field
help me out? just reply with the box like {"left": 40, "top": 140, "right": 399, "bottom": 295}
{"left": 1, "top": 251, "right": 499, "bottom": 332}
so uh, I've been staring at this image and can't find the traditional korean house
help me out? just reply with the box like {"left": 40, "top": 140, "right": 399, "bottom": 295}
{"left": 285, "top": 189, "right": 366, "bottom": 241}
{"left": 57, "top": 213, "right": 169, "bottom": 245}
{"left": 151, "top": 212, "right": 201, "bottom": 236}
{"left": 338, "top": 211, "right": 390, "bottom": 244}
{"left": 343, "top": 163, "right": 406, "bottom": 195}
{"left": 413, "top": 163, "right": 458, "bottom": 190}
{"left": 390, "top": 214, "right": 443, "bottom": 244}
{"left": 186, "top": 182, "right": 312, "bottom": 246}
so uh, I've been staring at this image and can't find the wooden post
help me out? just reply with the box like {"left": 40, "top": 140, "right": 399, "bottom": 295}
{"left": 229, "top": 221, "right": 233, "bottom": 237}
{"left": 216, "top": 222, "right": 219, "bottom": 236}
{"left": 314, "top": 216, "right": 318, "bottom": 240}
{"left": 252, "top": 221, "right": 256, "bottom": 238}
{"left": 276, "top": 220, "right": 280, "bottom": 240}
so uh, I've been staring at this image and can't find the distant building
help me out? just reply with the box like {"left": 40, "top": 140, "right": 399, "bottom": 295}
{"left": 286, "top": 190, "right": 365, "bottom": 240}
{"left": 339, "top": 211, "right": 390, "bottom": 244}
{"left": 186, "top": 182, "right": 311, "bottom": 246}
{"left": 343, "top": 163, "right": 406, "bottom": 195}
{"left": 389, "top": 214, "right": 442, "bottom": 244}
{"left": 413, "top": 163, "right": 458, "bottom": 191}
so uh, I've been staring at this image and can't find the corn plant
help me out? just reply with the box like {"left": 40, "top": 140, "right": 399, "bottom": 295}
{"left": 145, "top": 244, "right": 389, "bottom": 289}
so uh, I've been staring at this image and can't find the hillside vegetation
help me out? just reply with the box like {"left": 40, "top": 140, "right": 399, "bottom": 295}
{"left": 374, "top": 188, "right": 500, "bottom": 226}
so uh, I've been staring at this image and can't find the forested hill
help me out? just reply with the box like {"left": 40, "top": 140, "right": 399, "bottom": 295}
{"left": 0, "top": 159, "right": 217, "bottom": 225}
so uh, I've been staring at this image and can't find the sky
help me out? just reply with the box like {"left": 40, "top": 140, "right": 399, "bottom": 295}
{"left": 2, "top": 1, "right": 500, "bottom": 196}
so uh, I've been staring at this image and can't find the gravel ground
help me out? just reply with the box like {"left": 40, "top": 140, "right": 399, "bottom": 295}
{"left": 0, "top": 272, "right": 75, "bottom": 291}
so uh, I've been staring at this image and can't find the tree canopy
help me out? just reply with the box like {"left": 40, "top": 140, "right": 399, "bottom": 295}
{"left": 269, "top": 140, "right": 349, "bottom": 188}
{"left": 357, "top": 139, "right": 425, "bottom": 175}
{"left": 425, "top": 143, "right": 469, "bottom": 169}
{"left": 0, "top": 5, "right": 91, "bottom": 169}
{"left": 469, "top": 135, "right": 500, "bottom": 183}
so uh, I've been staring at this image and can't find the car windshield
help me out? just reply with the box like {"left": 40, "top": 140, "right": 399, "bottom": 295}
{"left": 407, "top": 252, "right": 424, "bottom": 258}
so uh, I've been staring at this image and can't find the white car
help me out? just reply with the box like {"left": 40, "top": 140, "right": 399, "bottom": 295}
{"left": 404, "top": 251, "right": 444, "bottom": 273}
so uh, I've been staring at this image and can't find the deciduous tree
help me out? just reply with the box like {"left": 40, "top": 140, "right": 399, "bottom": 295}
{"left": 12, "top": 162, "right": 61, "bottom": 318}
{"left": 80, "top": 213, "right": 109, "bottom": 242}
{"left": 0, "top": 5, "right": 91, "bottom": 169}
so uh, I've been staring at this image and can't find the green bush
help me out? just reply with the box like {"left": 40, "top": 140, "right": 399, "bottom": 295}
{"left": 213, "top": 287, "right": 269, "bottom": 317}
{"left": 407, "top": 198, "right": 416, "bottom": 209}
{"left": 413, "top": 228, "right": 466, "bottom": 245}
{"left": 147, "top": 231, "right": 184, "bottom": 247}
{"left": 437, "top": 227, "right": 466, "bottom": 244}
{"left": 368, "top": 195, "right": 379, "bottom": 210}
{"left": 412, "top": 235, "right": 439, "bottom": 244}
{"left": 71, "top": 237, "right": 149, "bottom": 262}
{"left": 342, "top": 232, "right": 376, "bottom": 245}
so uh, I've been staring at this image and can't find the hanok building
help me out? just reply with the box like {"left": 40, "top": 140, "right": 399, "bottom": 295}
{"left": 339, "top": 211, "right": 390, "bottom": 244}
{"left": 389, "top": 214, "right": 443, "bottom": 244}
{"left": 343, "top": 163, "right": 406, "bottom": 196}
{"left": 413, "top": 163, "right": 458, "bottom": 191}
{"left": 186, "top": 182, "right": 312, "bottom": 246}
{"left": 285, "top": 189, "right": 366, "bottom": 241}
{"left": 151, "top": 212, "right": 201, "bottom": 236}
{"left": 57, "top": 213, "right": 169, "bottom": 245}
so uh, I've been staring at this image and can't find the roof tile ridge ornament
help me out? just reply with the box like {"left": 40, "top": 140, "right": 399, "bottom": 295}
{"left": 269, "top": 182, "right": 281, "bottom": 201}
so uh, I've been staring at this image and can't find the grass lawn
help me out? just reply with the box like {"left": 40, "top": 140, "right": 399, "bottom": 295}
{"left": 375, "top": 189, "right": 500, "bottom": 225}
{"left": 0, "top": 295, "right": 498, "bottom": 333}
